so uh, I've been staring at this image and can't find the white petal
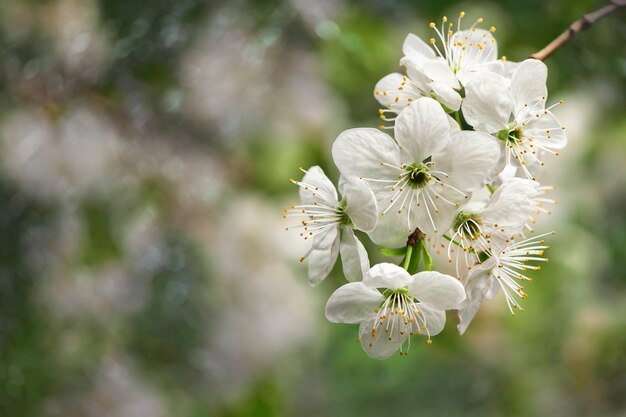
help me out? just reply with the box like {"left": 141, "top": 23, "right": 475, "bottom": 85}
{"left": 457, "top": 268, "right": 492, "bottom": 335}
{"left": 325, "top": 282, "right": 383, "bottom": 324}
{"left": 511, "top": 59, "right": 548, "bottom": 116}
{"left": 461, "top": 79, "right": 513, "bottom": 133}
{"left": 408, "top": 188, "right": 458, "bottom": 234}
{"left": 402, "top": 57, "right": 433, "bottom": 90}
{"left": 299, "top": 165, "right": 339, "bottom": 206}
{"left": 374, "top": 73, "right": 422, "bottom": 113}
{"left": 340, "top": 228, "right": 370, "bottom": 282}
{"left": 408, "top": 271, "right": 466, "bottom": 310}
{"left": 456, "top": 66, "right": 509, "bottom": 87}
{"left": 429, "top": 81, "right": 462, "bottom": 111}
{"left": 447, "top": 114, "right": 462, "bottom": 133}
{"left": 332, "top": 128, "right": 401, "bottom": 180}
{"left": 478, "top": 60, "right": 520, "bottom": 81}
{"left": 522, "top": 110, "right": 567, "bottom": 150}
{"left": 366, "top": 209, "right": 411, "bottom": 248}
{"left": 359, "top": 319, "right": 405, "bottom": 359}
{"left": 419, "top": 304, "right": 446, "bottom": 336}
{"left": 480, "top": 178, "right": 538, "bottom": 235}
{"left": 450, "top": 29, "right": 497, "bottom": 71}
{"left": 402, "top": 33, "right": 435, "bottom": 63}
{"left": 362, "top": 263, "right": 411, "bottom": 290}
{"left": 394, "top": 97, "right": 450, "bottom": 162}
{"left": 308, "top": 228, "right": 340, "bottom": 286}
{"left": 421, "top": 59, "right": 460, "bottom": 89}
{"left": 435, "top": 131, "right": 501, "bottom": 192}
{"left": 342, "top": 177, "right": 378, "bottom": 232}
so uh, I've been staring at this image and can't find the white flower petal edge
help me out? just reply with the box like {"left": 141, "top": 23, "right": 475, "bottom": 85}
{"left": 325, "top": 282, "right": 384, "bottom": 324}
{"left": 435, "top": 131, "right": 501, "bottom": 192}
{"left": 308, "top": 228, "right": 340, "bottom": 286}
{"left": 402, "top": 33, "right": 436, "bottom": 63}
{"left": 510, "top": 59, "right": 548, "bottom": 116}
{"left": 298, "top": 165, "right": 339, "bottom": 205}
{"left": 339, "top": 228, "right": 370, "bottom": 282}
{"left": 418, "top": 305, "right": 447, "bottom": 336}
{"left": 395, "top": 97, "right": 451, "bottom": 161}
{"left": 408, "top": 271, "right": 466, "bottom": 311}
{"left": 374, "top": 72, "right": 421, "bottom": 113}
{"left": 479, "top": 178, "right": 539, "bottom": 236}
{"left": 332, "top": 128, "right": 401, "bottom": 180}
{"left": 457, "top": 265, "right": 495, "bottom": 335}
{"left": 363, "top": 263, "right": 411, "bottom": 290}
{"left": 341, "top": 176, "right": 378, "bottom": 232}
{"left": 461, "top": 79, "right": 513, "bottom": 134}
{"left": 429, "top": 81, "right": 462, "bottom": 111}
{"left": 359, "top": 319, "right": 405, "bottom": 359}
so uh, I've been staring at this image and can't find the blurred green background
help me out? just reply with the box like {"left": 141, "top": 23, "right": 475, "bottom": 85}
{"left": 0, "top": 0, "right": 625, "bottom": 416}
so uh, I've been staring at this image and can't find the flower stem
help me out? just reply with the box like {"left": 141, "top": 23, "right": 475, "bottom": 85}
{"left": 443, "top": 234, "right": 477, "bottom": 254}
{"left": 443, "top": 234, "right": 461, "bottom": 247}
{"left": 403, "top": 244, "right": 413, "bottom": 270}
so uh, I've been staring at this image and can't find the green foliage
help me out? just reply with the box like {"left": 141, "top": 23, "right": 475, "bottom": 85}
{"left": 128, "top": 232, "right": 214, "bottom": 388}
{"left": 0, "top": 182, "right": 57, "bottom": 417}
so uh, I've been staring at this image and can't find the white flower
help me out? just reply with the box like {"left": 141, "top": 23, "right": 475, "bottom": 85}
{"left": 285, "top": 166, "right": 377, "bottom": 285}
{"left": 525, "top": 185, "right": 557, "bottom": 233}
{"left": 325, "top": 263, "right": 466, "bottom": 358}
{"left": 374, "top": 12, "right": 502, "bottom": 121}
{"left": 447, "top": 178, "right": 539, "bottom": 272}
{"left": 457, "top": 232, "right": 552, "bottom": 334}
{"left": 332, "top": 97, "right": 500, "bottom": 247}
{"left": 461, "top": 59, "right": 567, "bottom": 178}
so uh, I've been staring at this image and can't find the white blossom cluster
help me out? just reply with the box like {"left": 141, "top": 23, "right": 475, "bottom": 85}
{"left": 285, "top": 13, "right": 566, "bottom": 359}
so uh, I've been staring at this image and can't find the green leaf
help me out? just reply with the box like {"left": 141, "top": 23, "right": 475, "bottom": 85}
{"left": 380, "top": 247, "right": 407, "bottom": 257}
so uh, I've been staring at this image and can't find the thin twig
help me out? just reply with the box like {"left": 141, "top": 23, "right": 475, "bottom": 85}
{"left": 529, "top": 0, "right": 626, "bottom": 61}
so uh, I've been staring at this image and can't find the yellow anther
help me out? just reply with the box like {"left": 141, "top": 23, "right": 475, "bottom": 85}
{"left": 459, "top": 11, "right": 465, "bottom": 18}
{"left": 429, "top": 22, "right": 436, "bottom": 28}
{"left": 477, "top": 17, "right": 484, "bottom": 23}
{"left": 426, "top": 339, "right": 433, "bottom": 345}
{"left": 490, "top": 26, "right": 496, "bottom": 33}
{"left": 442, "top": 16, "right": 448, "bottom": 23}
{"left": 429, "top": 38, "right": 436, "bottom": 44}
{"left": 559, "top": 99, "right": 564, "bottom": 104}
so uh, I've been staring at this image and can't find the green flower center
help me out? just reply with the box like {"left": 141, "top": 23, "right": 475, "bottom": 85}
{"left": 337, "top": 199, "right": 353, "bottom": 227}
{"left": 404, "top": 163, "right": 431, "bottom": 188}
{"left": 497, "top": 127, "right": 524, "bottom": 144}
{"left": 453, "top": 211, "right": 482, "bottom": 239}
{"left": 382, "top": 286, "right": 410, "bottom": 298}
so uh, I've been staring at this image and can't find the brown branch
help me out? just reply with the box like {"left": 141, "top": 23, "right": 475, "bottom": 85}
{"left": 406, "top": 228, "right": 425, "bottom": 247}
{"left": 529, "top": 0, "right": 626, "bottom": 61}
